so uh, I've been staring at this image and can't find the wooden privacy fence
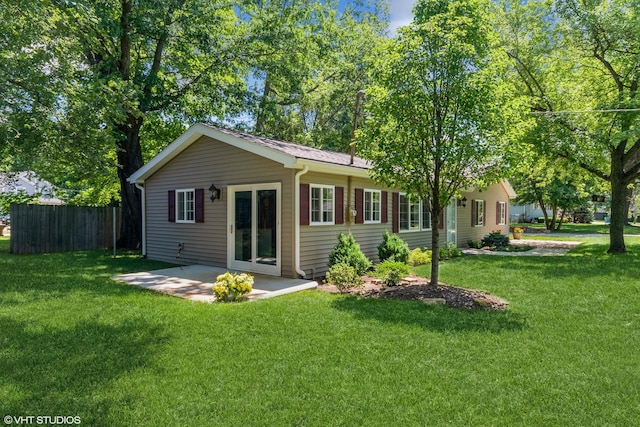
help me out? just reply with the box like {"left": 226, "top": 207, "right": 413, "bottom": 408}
{"left": 9, "top": 204, "right": 121, "bottom": 254}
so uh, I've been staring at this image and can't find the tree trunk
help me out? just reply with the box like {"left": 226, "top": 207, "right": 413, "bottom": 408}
{"left": 608, "top": 155, "right": 628, "bottom": 254}
{"left": 115, "top": 114, "right": 144, "bottom": 249}
{"left": 430, "top": 201, "right": 441, "bottom": 287}
{"left": 538, "top": 197, "right": 550, "bottom": 230}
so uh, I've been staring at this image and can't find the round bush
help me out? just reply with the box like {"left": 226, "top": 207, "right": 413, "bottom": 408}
{"left": 377, "top": 231, "right": 410, "bottom": 263}
{"left": 328, "top": 233, "right": 371, "bottom": 276}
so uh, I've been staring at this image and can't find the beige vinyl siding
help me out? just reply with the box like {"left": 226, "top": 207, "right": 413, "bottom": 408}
{"left": 145, "top": 135, "right": 296, "bottom": 277}
{"left": 299, "top": 174, "right": 444, "bottom": 279}
{"left": 457, "top": 183, "right": 510, "bottom": 246}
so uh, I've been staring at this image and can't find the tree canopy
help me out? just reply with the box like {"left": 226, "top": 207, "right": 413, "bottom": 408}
{"left": 498, "top": 0, "right": 640, "bottom": 253}
{"left": 359, "top": 0, "right": 511, "bottom": 285}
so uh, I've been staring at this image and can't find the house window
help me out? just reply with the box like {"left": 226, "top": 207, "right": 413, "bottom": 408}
{"left": 399, "top": 194, "right": 421, "bottom": 232}
{"left": 176, "top": 189, "right": 195, "bottom": 223}
{"left": 497, "top": 201, "right": 506, "bottom": 225}
{"left": 422, "top": 201, "right": 432, "bottom": 230}
{"left": 473, "top": 199, "right": 485, "bottom": 227}
{"left": 311, "top": 184, "right": 334, "bottom": 224}
{"left": 364, "top": 190, "right": 381, "bottom": 223}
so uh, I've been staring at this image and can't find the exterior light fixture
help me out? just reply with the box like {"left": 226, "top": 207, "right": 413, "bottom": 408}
{"left": 209, "top": 183, "right": 221, "bottom": 202}
{"left": 458, "top": 197, "right": 467, "bottom": 208}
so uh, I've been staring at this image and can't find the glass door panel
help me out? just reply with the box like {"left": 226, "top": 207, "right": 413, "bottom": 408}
{"left": 256, "top": 189, "right": 277, "bottom": 266}
{"left": 234, "top": 191, "right": 252, "bottom": 262}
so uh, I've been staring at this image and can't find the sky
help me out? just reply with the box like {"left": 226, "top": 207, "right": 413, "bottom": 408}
{"left": 337, "top": 0, "right": 417, "bottom": 35}
{"left": 385, "top": 0, "right": 417, "bottom": 33}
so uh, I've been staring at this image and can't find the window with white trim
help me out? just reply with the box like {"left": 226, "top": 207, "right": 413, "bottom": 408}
{"left": 364, "top": 189, "right": 381, "bottom": 223}
{"left": 497, "top": 201, "right": 506, "bottom": 225}
{"left": 399, "top": 193, "right": 432, "bottom": 232}
{"left": 473, "top": 199, "right": 485, "bottom": 226}
{"left": 422, "top": 201, "right": 432, "bottom": 230}
{"left": 176, "top": 189, "right": 195, "bottom": 223}
{"left": 311, "top": 184, "right": 334, "bottom": 224}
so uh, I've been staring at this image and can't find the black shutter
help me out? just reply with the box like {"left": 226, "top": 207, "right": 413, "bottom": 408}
{"left": 335, "top": 186, "right": 344, "bottom": 224}
{"left": 168, "top": 190, "right": 176, "bottom": 222}
{"left": 300, "top": 183, "right": 310, "bottom": 225}
{"left": 195, "top": 188, "right": 205, "bottom": 223}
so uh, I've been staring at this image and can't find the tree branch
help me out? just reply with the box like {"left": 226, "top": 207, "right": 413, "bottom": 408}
{"left": 557, "top": 152, "right": 610, "bottom": 181}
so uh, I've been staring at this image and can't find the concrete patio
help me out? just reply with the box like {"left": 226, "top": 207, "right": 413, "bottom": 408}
{"left": 114, "top": 265, "right": 318, "bottom": 303}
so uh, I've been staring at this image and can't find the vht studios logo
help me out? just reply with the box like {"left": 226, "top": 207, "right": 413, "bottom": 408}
{"left": 4, "top": 415, "right": 81, "bottom": 425}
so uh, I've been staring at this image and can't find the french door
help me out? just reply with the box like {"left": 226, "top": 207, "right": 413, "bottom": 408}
{"left": 227, "top": 183, "right": 281, "bottom": 276}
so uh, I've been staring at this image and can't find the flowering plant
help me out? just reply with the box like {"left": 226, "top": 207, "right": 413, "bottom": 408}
{"left": 513, "top": 226, "right": 525, "bottom": 234}
{"left": 213, "top": 272, "right": 254, "bottom": 302}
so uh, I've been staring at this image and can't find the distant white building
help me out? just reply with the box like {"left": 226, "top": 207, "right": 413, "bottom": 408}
{"left": 510, "top": 203, "right": 545, "bottom": 223}
{"left": 0, "top": 171, "right": 63, "bottom": 205}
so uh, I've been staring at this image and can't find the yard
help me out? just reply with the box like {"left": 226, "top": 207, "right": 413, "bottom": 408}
{"left": 1, "top": 235, "right": 639, "bottom": 426}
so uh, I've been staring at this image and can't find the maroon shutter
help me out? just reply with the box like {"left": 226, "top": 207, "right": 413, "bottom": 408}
{"left": 300, "top": 183, "right": 310, "bottom": 225}
{"left": 392, "top": 192, "right": 399, "bottom": 233}
{"left": 168, "top": 190, "right": 176, "bottom": 222}
{"left": 381, "top": 191, "right": 388, "bottom": 223}
{"left": 439, "top": 209, "right": 444, "bottom": 229}
{"left": 355, "top": 188, "right": 364, "bottom": 224}
{"left": 496, "top": 201, "right": 501, "bottom": 225}
{"left": 335, "top": 186, "right": 344, "bottom": 224}
{"left": 471, "top": 199, "right": 476, "bottom": 226}
{"left": 195, "top": 188, "right": 205, "bottom": 223}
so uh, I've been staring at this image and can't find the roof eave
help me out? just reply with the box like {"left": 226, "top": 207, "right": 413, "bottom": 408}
{"left": 294, "top": 159, "right": 371, "bottom": 178}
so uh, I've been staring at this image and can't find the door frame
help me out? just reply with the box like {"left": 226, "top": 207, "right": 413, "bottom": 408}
{"left": 227, "top": 183, "right": 281, "bottom": 276}
{"left": 447, "top": 199, "right": 457, "bottom": 247}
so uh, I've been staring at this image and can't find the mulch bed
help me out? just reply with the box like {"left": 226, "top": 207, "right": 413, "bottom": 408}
{"left": 317, "top": 275, "right": 509, "bottom": 311}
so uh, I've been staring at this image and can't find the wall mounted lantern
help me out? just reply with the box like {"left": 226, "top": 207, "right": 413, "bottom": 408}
{"left": 458, "top": 196, "right": 467, "bottom": 208}
{"left": 209, "top": 183, "right": 221, "bottom": 202}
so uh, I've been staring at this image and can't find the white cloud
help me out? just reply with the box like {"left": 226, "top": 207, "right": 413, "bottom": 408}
{"left": 387, "top": 0, "right": 417, "bottom": 35}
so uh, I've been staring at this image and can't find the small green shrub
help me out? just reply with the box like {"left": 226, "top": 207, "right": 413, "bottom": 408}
{"left": 439, "top": 247, "right": 462, "bottom": 260}
{"left": 213, "top": 272, "right": 254, "bottom": 302}
{"left": 328, "top": 233, "right": 371, "bottom": 276}
{"left": 408, "top": 247, "right": 432, "bottom": 266}
{"left": 481, "top": 231, "right": 510, "bottom": 248}
{"left": 377, "top": 231, "right": 410, "bottom": 263}
{"left": 325, "top": 263, "right": 364, "bottom": 293}
{"left": 383, "top": 269, "right": 404, "bottom": 287}
{"left": 467, "top": 240, "right": 483, "bottom": 249}
{"left": 372, "top": 260, "right": 410, "bottom": 278}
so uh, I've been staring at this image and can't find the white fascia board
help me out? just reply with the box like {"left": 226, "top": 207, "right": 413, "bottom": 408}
{"left": 501, "top": 179, "right": 517, "bottom": 199}
{"left": 128, "top": 124, "right": 297, "bottom": 184}
{"left": 294, "top": 159, "right": 371, "bottom": 178}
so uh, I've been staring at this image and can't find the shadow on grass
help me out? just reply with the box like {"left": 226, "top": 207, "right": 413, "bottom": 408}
{"left": 0, "top": 315, "right": 169, "bottom": 421}
{"left": 331, "top": 296, "right": 527, "bottom": 333}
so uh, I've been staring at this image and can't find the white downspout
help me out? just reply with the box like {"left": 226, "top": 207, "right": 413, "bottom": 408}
{"left": 294, "top": 165, "right": 309, "bottom": 278}
{"left": 134, "top": 183, "right": 146, "bottom": 256}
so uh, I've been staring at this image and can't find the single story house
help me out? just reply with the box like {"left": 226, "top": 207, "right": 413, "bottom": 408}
{"left": 128, "top": 124, "right": 516, "bottom": 279}
{"left": 0, "top": 171, "right": 63, "bottom": 206}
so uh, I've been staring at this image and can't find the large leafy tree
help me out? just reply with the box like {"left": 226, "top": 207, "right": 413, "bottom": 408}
{"left": 242, "top": 0, "right": 388, "bottom": 152}
{"left": 359, "top": 0, "right": 511, "bottom": 286}
{"left": 498, "top": 0, "right": 640, "bottom": 253}
{"left": 2, "top": 0, "right": 248, "bottom": 248}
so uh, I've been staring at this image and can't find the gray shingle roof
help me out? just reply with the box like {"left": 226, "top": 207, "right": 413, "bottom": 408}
{"left": 203, "top": 124, "right": 370, "bottom": 170}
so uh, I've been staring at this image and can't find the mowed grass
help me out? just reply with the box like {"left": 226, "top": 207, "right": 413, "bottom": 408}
{"left": 515, "top": 221, "right": 640, "bottom": 235}
{"left": 1, "top": 236, "right": 639, "bottom": 426}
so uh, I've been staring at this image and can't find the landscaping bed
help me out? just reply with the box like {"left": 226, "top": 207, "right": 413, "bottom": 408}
{"left": 318, "top": 276, "right": 509, "bottom": 311}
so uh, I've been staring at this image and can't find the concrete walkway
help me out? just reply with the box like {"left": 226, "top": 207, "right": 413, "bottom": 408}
{"left": 114, "top": 265, "right": 318, "bottom": 303}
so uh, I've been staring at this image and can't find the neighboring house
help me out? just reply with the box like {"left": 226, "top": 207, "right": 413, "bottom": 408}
{"left": 128, "top": 124, "right": 516, "bottom": 279}
{"left": 0, "top": 171, "right": 63, "bottom": 206}
{"left": 510, "top": 203, "right": 545, "bottom": 223}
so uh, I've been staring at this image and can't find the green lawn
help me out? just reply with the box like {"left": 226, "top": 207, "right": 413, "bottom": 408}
{"left": 514, "top": 221, "right": 640, "bottom": 235}
{"left": 1, "top": 236, "right": 639, "bottom": 426}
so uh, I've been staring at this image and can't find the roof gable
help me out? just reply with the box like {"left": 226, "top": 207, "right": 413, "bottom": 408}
{"left": 128, "top": 124, "right": 370, "bottom": 184}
